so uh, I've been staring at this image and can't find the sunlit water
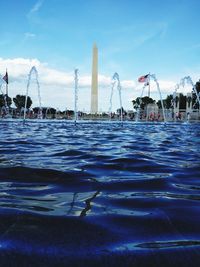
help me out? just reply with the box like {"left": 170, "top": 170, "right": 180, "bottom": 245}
{"left": 0, "top": 120, "right": 200, "bottom": 266}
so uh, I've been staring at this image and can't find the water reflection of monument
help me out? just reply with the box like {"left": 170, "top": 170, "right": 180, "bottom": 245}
{"left": 91, "top": 43, "right": 98, "bottom": 114}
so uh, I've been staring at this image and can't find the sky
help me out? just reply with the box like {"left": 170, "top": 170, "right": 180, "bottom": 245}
{"left": 0, "top": 0, "right": 200, "bottom": 112}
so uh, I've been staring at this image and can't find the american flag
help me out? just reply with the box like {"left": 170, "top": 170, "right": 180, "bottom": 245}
{"left": 3, "top": 71, "right": 8, "bottom": 84}
{"left": 138, "top": 74, "right": 149, "bottom": 83}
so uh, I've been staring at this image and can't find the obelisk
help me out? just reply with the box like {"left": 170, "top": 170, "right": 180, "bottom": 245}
{"left": 91, "top": 43, "right": 98, "bottom": 114}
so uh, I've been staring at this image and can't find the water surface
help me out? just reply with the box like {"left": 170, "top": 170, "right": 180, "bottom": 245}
{"left": 0, "top": 120, "right": 200, "bottom": 266}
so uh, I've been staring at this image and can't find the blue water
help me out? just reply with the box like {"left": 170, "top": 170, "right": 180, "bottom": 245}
{"left": 0, "top": 120, "right": 200, "bottom": 266}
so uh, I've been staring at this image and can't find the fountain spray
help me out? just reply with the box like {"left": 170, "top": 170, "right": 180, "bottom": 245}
{"left": 135, "top": 83, "right": 148, "bottom": 122}
{"left": 0, "top": 77, "right": 9, "bottom": 115}
{"left": 24, "top": 66, "right": 42, "bottom": 123}
{"left": 74, "top": 69, "right": 78, "bottom": 125}
{"left": 180, "top": 76, "right": 200, "bottom": 107}
{"left": 150, "top": 74, "right": 166, "bottom": 123}
{"left": 109, "top": 73, "right": 123, "bottom": 122}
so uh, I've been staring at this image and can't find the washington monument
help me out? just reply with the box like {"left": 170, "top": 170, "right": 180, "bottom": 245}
{"left": 91, "top": 43, "right": 98, "bottom": 113}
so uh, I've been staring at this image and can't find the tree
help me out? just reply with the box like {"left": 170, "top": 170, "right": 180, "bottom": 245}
{"left": 192, "top": 80, "right": 200, "bottom": 109}
{"left": 116, "top": 107, "right": 127, "bottom": 115}
{"left": 48, "top": 108, "right": 56, "bottom": 115}
{"left": 179, "top": 93, "right": 186, "bottom": 109}
{"left": 49, "top": 108, "right": 56, "bottom": 118}
{"left": 13, "top": 95, "right": 32, "bottom": 110}
{"left": 157, "top": 94, "right": 186, "bottom": 109}
{"left": 132, "top": 96, "right": 155, "bottom": 110}
{"left": 157, "top": 94, "right": 173, "bottom": 109}
{"left": 132, "top": 97, "right": 140, "bottom": 110}
{"left": 0, "top": 94, "right": 12, "bottom": 107}
{"left": 195, "top": 80, "right": 200, "bottom": 93}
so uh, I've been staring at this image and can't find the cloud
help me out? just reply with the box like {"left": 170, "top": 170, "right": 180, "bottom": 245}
{"left": 24, "top": 32, "right": 36, "bottom": 39}
{"left": 0, "top": 57, "right": 195, "bottom": 111}
{"left": 0, "top": 58, "right": 41, "bottom": 81}
{"left": 27, "top": 0, "right": 44, "bottom": 23}
{"left": 28, "top": 0, "right": 44, "bottom": 15}
{"left": 0, "top": 58, "right": 112, "bottom": 88}
{"left": 121, "top": 80, "right": 136, "bottom": 89}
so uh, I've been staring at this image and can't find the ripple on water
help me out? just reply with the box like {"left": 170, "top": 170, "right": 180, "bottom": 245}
{"left": 0, "top": 121, "right": 200, "bottom": 266}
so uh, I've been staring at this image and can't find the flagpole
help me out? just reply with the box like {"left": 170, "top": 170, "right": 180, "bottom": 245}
{"left": 148, "top": 72, "right": 150, "bottom": 97}
{"left": 5, "top": 69, "right": 8, "bottom": 96}
{"left": 6, "top": 84, "right": 8, "bottom": 96}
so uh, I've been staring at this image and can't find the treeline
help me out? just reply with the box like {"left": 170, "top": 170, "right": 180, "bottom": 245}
{"left": 0, "top": 94, "right": 63, "bottom": 113}
{"left": 0, "top": 94, "right": 32, "bottom": 109}
{"left": 0, "top": 94, "right": 77, "bottom": 118}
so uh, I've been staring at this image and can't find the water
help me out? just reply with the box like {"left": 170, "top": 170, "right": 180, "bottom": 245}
{"left": 109, "top": 73, "right": 123, "bottom": 121}
{"left": 180, "top": 76, "right": 200, "bottom": 107}
{"left": 24, "top": 66, "right": 42, "bottom": 122}
{"left": 0, "top": 77, "right": 9, "bottom": 115}
{"left": 0, "top": 121, "right": 200, "bottom": 266}
{"left": 74, "top": 69, "right": 79, "bottom": 123}
{"left": 136, "top": 74, "right": 166, "bottom": 123}
{"left": 150, "top": 74, "right": 166, "bottom": 123}
{"left": 173, "top": 76, "right": 200, "bottom": 111}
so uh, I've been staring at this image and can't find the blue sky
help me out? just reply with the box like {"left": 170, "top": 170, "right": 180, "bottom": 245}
{"left": 0, "top": 0, "right": 200, "bottom": 111}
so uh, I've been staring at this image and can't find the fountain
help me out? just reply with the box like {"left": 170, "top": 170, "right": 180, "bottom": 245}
{"left": 150, "top": 74, "right": 166, "bottom": 123}
{"left": 173, "top": 76, "right": 200, "bottom": 122}
{"left": 180, "top": 76, "right": 200, "bottom": 106}
{"left": 74, "top": 69, "right": 78, "bottom": 124}
{"left": 24, "top": 66, "right": 42, "bottom": 123}
{"left": 45, "top": 107, "right": 51, "bottom": 119}
{"left": 109, "top": 72, "right": 123, "bottom": 122}
{"left": 135, "top": 82, "right": 148, "bottom": 122}
{"left": 56, "top": 108, "right": 63, "bottom": 119}
{"left": 136, "top": 74, "right": 166, "bottom": 123}
{"left": 0, "top": 76, "right": 9, "bottom": 117}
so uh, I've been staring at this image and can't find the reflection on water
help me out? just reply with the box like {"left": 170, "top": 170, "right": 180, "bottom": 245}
{"left": 0, "top": 121, "right": 200, "bottom": 266}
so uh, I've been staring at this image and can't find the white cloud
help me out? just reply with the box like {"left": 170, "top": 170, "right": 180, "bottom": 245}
{"left": 0, "top": 58, "right": 41, "bottom": 81}
{"left": 28, "top": 0, "right": 44, "bottom": 15}
{"left": 121, "top": 80, "right": 136, "bottom": 89}
{"left": 0, "top": 57, "right": 197, "bottom": 112}
{"left": 27, "top": 0, "right": 44, "bottom": 24}
{"left": 24, "top": 32, "right": 36, "bottom": 39}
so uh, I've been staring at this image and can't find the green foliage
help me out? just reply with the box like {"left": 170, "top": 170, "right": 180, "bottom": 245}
{"left": 116, "top": 107, "right": 127, "bottom": 115}
{"left": 192, "top": 80, "right": 200, "bottom": 109}
{"left": 33, "top": 107, "right": 43, "bottom": 114}
{"left": 157, "top": 94, "right": 186, "bottom": 109}
{"left": 0, "top": 94, "right": 12, "bottom": 107}
{"left": 13, "top": 95, "right": 32, "bottom": 110}
{"left": 132, "top": 96, "right": 155, "bottom": 110}
{"left": 157, "top": 94, "right": 173, "bottom": 109}
{"left": 132, "top": 98, "right": 140, "bottom": 109}
{"left": 179, "top": 93, "right": 187, "bottom": 109}
{"left": 195, "top": 80, "right": 200, "bottom": 93}
{"left": 48, "top": 108, "right": 56, "bottom": 115}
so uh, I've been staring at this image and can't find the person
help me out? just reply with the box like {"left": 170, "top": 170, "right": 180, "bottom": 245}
{"left": 149, "top": 112, "right": 154, "bottom": 121}
{"left": 175, "top": 112, "right": 179, "bottom": 121}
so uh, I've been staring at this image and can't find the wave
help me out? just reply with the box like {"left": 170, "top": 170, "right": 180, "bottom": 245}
{"left": 0, "top": 121, "right": 200, "bottom": 266}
